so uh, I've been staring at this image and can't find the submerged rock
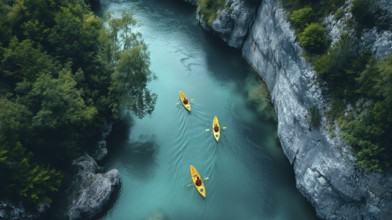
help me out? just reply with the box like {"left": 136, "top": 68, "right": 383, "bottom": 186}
{"left": 145, "top": 209, "right": 168, "bottom": 220}
{"left": 66, "top": 155, "right": 120, "bottom": 220}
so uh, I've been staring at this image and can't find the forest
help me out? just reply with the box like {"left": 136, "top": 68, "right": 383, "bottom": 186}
{"left": 0, "top": 0, "right": 155, "bottom": 208}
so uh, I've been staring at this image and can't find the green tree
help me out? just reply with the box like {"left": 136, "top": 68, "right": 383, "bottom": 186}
{"left": 1, "top": 38, "right": 59, "bottom": 89}
{"left": 0, "top": 136, "right": 62, "bottom": 205}
{"left": 28, "top": 69, "right": 96, "bottom": 129}
{"left": 298, "top": 23, "right": 329, "bottom": 54}
{"left": 0, "top": 98, "right": 30, "bottom": 139}
{"left": 48, "top": 3, "right": 101, "bottom": 71}
{"left": 0, "top": 0, "right": 156, "bottom": 209}
{"left": 341, "top": 53, "right": 392, "bottom": 171}
{"left": 289, "top": 6, "right": 315, "bottom": 32}
{"left": 313, "top": 35, "right": 354, "bottom": 87}
{"left": 0, "top": 1, "right": 12, "bottom": 45}
{"left": 103, "top": 13, "right": 157, "bottom": 119}
{"left": 351, "top": 0, "right": 376, "bottom": 28}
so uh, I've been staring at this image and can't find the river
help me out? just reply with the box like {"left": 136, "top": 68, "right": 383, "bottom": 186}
{"left": 100, "top": 0, "right": 318, "bottom": 219}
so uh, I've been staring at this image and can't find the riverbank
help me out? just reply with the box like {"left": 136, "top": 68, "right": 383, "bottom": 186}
{"left": 188, "top": 0, "right": 392, "bottom": 219}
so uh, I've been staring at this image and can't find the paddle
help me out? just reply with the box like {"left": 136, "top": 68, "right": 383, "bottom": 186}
{"left": 185, "top": 176, "right": 210, "bottom": 188}
{"left": 205, "top": 126, "right": 227, "bottom": 132}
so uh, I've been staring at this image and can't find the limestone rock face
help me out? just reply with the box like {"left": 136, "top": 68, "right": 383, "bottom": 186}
{"left": 197, "top": 0, "right": 258, "bottom": 48}
{"left": 66, "top": 155, "right": 120, "bottom": 220}
{"left": 241, "top": 0, "right": 392, "bottom": 219}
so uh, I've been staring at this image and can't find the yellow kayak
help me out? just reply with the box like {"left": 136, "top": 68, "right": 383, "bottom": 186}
{"left": 212, "top": 116, "right": 220, "bottom": 142}
{"left": 179, "top": 90, "right": 191, "bottom": 112}
{"left": 190, "top": 165, "right": 206, "bottom": 198}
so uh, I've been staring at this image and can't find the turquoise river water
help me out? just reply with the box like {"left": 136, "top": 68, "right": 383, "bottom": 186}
{"left": 100, "top": 0, "right": 318, "bottom": 219}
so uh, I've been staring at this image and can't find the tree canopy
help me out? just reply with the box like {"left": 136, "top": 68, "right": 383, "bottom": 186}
{"left": 0, "top": 0, "right": 155, "bottom": 208}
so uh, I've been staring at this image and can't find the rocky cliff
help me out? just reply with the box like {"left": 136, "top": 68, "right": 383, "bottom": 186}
{"left": 191, "top": 0, "right": 392, "bottom": 219}
{"left": 196, "top": 0, "right": 258, "bottom": 48}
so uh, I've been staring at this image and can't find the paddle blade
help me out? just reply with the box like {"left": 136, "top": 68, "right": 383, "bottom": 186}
{"left": 176, "top": 102, "right": 180, "bottom": 105}
{"left": 222, "top": 126, "right": 227, "bottom": 129}
{"left": 204, "top": 177, "right": 209, "bottom": 181}
{"left": 185, "top": 184, "right": 193, "bottom": 188}
{"left": 205, "top": 129, "right": 210, "bottom": 132}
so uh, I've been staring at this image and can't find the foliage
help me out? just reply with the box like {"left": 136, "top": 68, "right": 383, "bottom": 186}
{"left": 280, "top": 0, "right": 391, "bottom": 171}
{"left": 298, "top": 23, "right": 329, "bottom": 54}
{"left": 102, "top": 13, "right": 157, "bottom": 119}
{"left": 313, "top": 35, "right": 353, "bottom": 86}
{"left": 351, "top": 0, "right": 376, "bottom": 29}
{"left": 340, "top": 53, "right": 392, "bottom": 171}
{"left": 0, "top": 0, "right": 155, "bottom": 208}
{"left": 316, "top": 40, "right": 392, "bottom": 172}
{"left": 0, "top": 98, "right": 30, "bottom": 137}
{"left": 280, "top": 0, "right": 345, "bottom": 19}
{"left": 0, "top": 137, "right": 62, "bottom": 205}
{"left": 289, "top": 6, "right": 315, "bottom": 33}
{"left": 351, "top": 0, "right": 392, "bottom": 31}
{"left": 198, "top": 0, "right": 226, "bottom": 25}
{"left": 313, "top": 35, "right": 371, "bottom": 99}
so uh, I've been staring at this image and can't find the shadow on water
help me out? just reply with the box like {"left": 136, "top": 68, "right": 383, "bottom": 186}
{"left": 114, "top": 140, "right": 159, "bottom": 179}
{"left": 106, "top": 118, "right": 159, "bottom": 179}
{"left": 99, "top": 120, "right": 163, "bottom": 219}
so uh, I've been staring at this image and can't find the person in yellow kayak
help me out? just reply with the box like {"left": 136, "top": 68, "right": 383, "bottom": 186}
{"left": 195, "top": 176, "right": 202, "bottom": 186}
{"left": 214, "top": 125, "right": 219, "bottom": 132}
{"left": 183, "top": 98, "right": 189, "bottom": 105}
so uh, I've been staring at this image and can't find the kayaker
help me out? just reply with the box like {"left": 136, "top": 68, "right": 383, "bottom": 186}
{"left": 195, "top": 176, "right": 202, "bottom": 186}
{"left": 183, "top": 98, "right": 188, "bottom": 105}
{"left": 214, "top": 125, "right": 219, "bottom": 132}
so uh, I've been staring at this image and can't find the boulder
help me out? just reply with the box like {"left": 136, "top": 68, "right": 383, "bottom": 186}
{"left": 66, "top": 155, "right": 120, "bottom": 220}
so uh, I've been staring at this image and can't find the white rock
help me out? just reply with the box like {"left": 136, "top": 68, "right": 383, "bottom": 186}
{"left": 67, "top": 155, "right": 120, "bottom": 220}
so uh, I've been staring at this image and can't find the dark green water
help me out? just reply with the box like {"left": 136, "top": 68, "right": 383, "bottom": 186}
{"left": 101, "top": 0, "right": 317, "bottom": 219}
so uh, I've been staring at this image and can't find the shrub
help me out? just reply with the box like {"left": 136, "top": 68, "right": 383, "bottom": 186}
{"left": 298, "top": 23, "right": 329, "bottom": 54}
{"left": 198, "top": 0, "right": 227, "bottom": 25}
{"left": 313, "top": 35, "right": 353, "bottom": 84}
{"left": 289, "top": 6, "right": 315, "bottom": 32}
{"left": 351, "top": 0, "right": 376, "bottom": 28}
